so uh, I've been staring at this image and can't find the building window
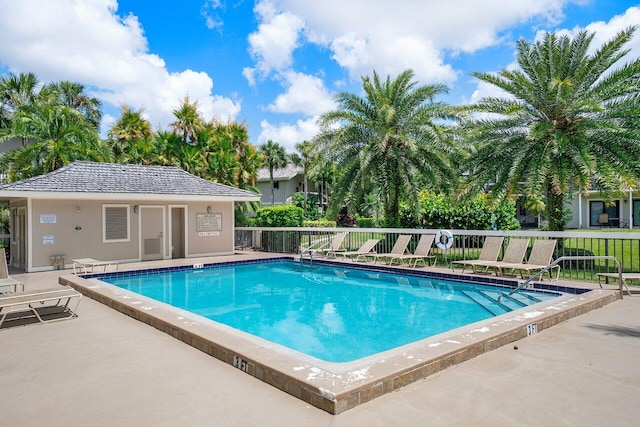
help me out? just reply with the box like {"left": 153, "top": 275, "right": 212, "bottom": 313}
{"left": 103, "top": 204, "right": 130, "bottom": 242}
{"left": 589, "top": 201, "right": 619, "bottom": 227}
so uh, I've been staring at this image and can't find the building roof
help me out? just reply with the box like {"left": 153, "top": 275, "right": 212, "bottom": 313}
{"left": 0, "top": 161, "right": 261, "bottom": 202}
{"left": 257, "top": 164, "right": 304, "bottom": 182}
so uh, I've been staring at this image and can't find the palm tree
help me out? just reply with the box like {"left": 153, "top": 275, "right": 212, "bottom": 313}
{"left": 170, "top": 96, "right": 203, "bottom": 144}
{"left": 0, "top": 104, "right": 110, "bottom": 181}
{"left": 315, "top": 69, "right": 458, "bottom": 225}
{"left": 0, "top": 72, "right": 40, "bottom": 145}
{"left": 108, "top": 105, "right": 153, "bottom": 161}
{"left": 463, "top": 28, "right": 640, "bottom": 230}
{"left": 258, "top": 140, "right": 287, "bottom": 204}
{"left": 293, "top": 141, "right": 316, "bottom": 214}
{"left": 0, "top": 72, "right": 39, "bottom": 115}
{"left": 51, "top": 81, "right": 102, "bottom": 128}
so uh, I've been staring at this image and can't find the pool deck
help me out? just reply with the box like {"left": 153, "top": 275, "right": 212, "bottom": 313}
{"left": 2, "top": 252, "right": 639, "bottom": 426}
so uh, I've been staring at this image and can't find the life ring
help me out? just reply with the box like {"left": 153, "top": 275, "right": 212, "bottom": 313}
{"left": 435, "top": 230, "right": 454, "bottom": 250}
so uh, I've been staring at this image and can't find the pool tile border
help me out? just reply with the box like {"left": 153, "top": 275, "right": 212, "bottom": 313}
{"left": 61, "top": 257, "right": 617, "bottom": 414}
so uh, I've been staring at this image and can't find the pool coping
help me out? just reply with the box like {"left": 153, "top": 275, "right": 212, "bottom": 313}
{"left": 59, "top": 257, "right": 619, "bottom": 414}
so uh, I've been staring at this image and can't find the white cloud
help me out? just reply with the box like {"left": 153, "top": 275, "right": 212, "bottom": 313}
{"left": 201, "top": 0, "right": 225, "bottom": 30}
{"left": 267, "top": 71, "right": 335, "bottom": 116}
{"left": 468, "top": 7, "right": 640, "bottom": 107}
{"left": 258, "top": 117, "right": 319, "bottom": 152}
{"left": 0, "top": 0, "right": 240, "bottom": 132}
{"left": 560, "top": 6, "right": 640, "bottom": 59}
{"left": 245, "top": 1, "right": 304, "bottom": 82}
{"left": 266, "top": 0, "right": 580, "bottom": 84}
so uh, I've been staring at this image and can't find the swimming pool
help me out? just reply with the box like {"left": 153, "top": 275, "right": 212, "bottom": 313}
{"left": 101, "top": 260, "right": 558, "bottom": 362}
{"left": 63, "top": 256, "right": 615, "bottom": 414}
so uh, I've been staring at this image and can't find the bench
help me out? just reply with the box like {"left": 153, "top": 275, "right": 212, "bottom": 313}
{"left": 0, "top": 287, "right": 82, "bottom": 327}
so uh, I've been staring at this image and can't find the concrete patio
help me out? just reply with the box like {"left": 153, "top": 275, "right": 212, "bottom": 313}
{"left": 2, "top": 254, "right": 639, "bottom": 426}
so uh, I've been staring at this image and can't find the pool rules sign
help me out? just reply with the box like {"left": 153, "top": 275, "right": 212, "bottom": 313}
{"left": 196, "top": 213, "right": 222, "bottom": 237}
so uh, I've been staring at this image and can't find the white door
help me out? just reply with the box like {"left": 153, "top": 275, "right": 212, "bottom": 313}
{"left": 140, "top": 206, "right": 164, "bottom": 261}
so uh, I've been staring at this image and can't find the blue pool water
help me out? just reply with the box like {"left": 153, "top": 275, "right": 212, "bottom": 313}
{"left": 102, "top": 261, "right": 559, "bottom": 362}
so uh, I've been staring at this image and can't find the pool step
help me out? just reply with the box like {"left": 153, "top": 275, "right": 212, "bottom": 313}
{"left": 460, "top": 290, "right": 509, "bottom": 316}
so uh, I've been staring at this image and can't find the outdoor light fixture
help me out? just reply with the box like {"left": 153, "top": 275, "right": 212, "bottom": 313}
{"left": 207, "top": 205, "right": 212, "bottom": 214}
{"left": 134, "top": 205, "right": 139, "bottom": 214}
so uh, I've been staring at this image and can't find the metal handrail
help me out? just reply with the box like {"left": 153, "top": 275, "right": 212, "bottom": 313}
{"left": 506, "top": 256, "right": 626, "bottom": 299}
{"left": 299, "top": 241, "right": 330, "bottom": 266}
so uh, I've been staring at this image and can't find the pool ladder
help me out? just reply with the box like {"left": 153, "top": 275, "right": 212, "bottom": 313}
{"left": 499, "top": 255, "right": 627, "bottom": 301}
{"left": 298, "top": 241, "right": 330, "bottom": 266}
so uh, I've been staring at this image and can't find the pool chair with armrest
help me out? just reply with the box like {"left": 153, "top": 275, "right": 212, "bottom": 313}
{"left": 493, "top": 239, "right": 560, "bottom": 280}
{"left": 333, "top": 239, "right": 380, "bottom": 262}
{"left": 320, "top": 232, "right": 349, "bottom": 258}
{"left": 387, "top": 234, "right": 437, "bottom": 268}
{"left": 369, "top": 235, "right": 413, "bottom": 264}
{"left": 596, "top": 273, "right": 635, "bottom": 296}
{"left": 0, "top": 285, "right": 82, "bottom": 327}
{"left": 451, "top": 236, "right": 505, "bottom": 274}
{"left": 0, "top": 248, "right": 24, "bottom": 293}
{"left": 472, "top": 238, "right": 530, "bottom": 276}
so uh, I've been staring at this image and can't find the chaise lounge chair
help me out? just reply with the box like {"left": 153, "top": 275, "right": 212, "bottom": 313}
{"left": 493, "top": 239, "right": 560, "bottom": 280}
{"left": 334, "top": 239, "right": 380, "bottom": 262}
{"left": 473, "top": 238, "right": 530, "bottom": 276}
{"left": 0, "top": 248, "right": 24, "bottom": 293}
{"left": 72, "top": 258, "right": 119, "bottom": 274}
{"left": 596, "top": 272, "right": 635, "bottom": 296}
{"left": 369, "top": 235, "right": 413, "bottom": 264}
{"left": 387, "top": 234, "right": 437, "bottom": 268}
{"left": 0, "top": 285, "right": 82, "bottom": 327}
{"left": 300, "top": 232, "right": 348, "bottom": 259}
{"left": 451, "top": 236, "right": 504, "bottom": 273}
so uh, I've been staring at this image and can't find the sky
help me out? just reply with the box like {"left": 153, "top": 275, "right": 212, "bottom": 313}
{"left": 1, "top": 0, "right": 639, "bottom": 153}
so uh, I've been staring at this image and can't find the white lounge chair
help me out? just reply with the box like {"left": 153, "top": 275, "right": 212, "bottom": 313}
{"left": 369, "top": 235, "right": 413, "bottom": 264}
{"left": 0, "top": 248, "right": 24, "bottom": 293}
{"left": 596, "top": 273, "right": 635, "bottom": 295}
{"left": 387, "top": 234, "right": 437, "bottom": 267}
{"left": 473, "top": 238, "right": 530, "bottom": 276}
{"left": 451, "top": 236, "right": 505, "bottom": 273}
{"left": 72, "top": 258, "right": 119, "bottom": 274}
{"left": 334, "top": 239, "right": 380, "bottom": 262}
{"left": 299, "top": 232, "right": 348, "bottom": 259}
{"left": 494, "top": 239, "right": 560, "bottom": 280}
{"left": 0, "top": 286, "right": 82, "bottom": 327}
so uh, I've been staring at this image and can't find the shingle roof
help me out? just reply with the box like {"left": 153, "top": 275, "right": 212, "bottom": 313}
{"left": 257, "top": 164, "right": 303, "bottom": 181}
{"left": 0, "top": 161, "right": 260, "bottom": 200}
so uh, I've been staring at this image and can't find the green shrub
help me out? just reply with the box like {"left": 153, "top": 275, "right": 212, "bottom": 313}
{"left": 253, "top": 205, "right": 304, "bottom": 227}
{"left": 303, "top": 219, "right": 337, "bottom": 228}
{"left": 357, "top": 217, "right": 375, "bottom": 228}
{"left": 409, "top": 192, "right": 521, "bottom": 230}
{"left": 290, "top": 192, "right": 322, "bottom": 220}
{"left": 252, "top": 205, "right": 304, "bottom": 252}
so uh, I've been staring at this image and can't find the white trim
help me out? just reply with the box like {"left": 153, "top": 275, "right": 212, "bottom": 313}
{"left": 168, "top": 204, "right": 188, "bottom": 259}
{"left": 0, "top": 191, "right": 260, "bottom": 202}
{"left": 26, "top": 200, "right": 32, "bottom": 273}
{"left": 184, "top": 251, "right": 235, "bottom": 258}
{"left": 102, "top": 204, "right": 131, "bottom": 243}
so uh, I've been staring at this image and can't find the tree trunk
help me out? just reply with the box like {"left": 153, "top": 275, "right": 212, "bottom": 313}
{"left": 545, "top": 184, "right": 566, "bottom": 231}
{"left": 269, "top": 169, "right": 275, "bottom": 205}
